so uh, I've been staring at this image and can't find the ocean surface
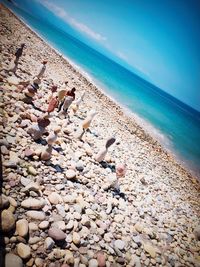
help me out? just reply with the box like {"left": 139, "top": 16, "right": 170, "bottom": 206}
{"left": 4, "top": 3, "right": 200, "bottom": 178}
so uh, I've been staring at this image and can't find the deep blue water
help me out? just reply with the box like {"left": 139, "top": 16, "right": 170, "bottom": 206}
{"left": 4, "top": 3, "right": 200, "bottom": 178}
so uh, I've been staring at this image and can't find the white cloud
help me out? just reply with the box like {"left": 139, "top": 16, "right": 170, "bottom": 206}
{"left": 37, "top": 0, "right": 106, "bottom": 42}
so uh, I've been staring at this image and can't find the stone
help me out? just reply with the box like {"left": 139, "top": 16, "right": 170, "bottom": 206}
{"left": 23, "top": 182, "right": 40, "bottom": 194}
{"left": 45, "top": 237, "right": 55, "bottom": 250}
{"left": 114, "top": 240, "right": 125, "bottom": 250}
{"left": 48, "top": 192, "right": 63, "bottom": 205}
{"left": 48, "top": 227, "right": 66, "bottom": 241}
{"left": 88, "top": 259, "right": 98, "bottom": 267}
{"left": 20, "top": 177, "right": 32, "bottom": 186}
{"left": 21, "top": 198, "right": 45, "bottom": 209}
{"left": 97, "top": 251, "right": 106, "bottom": 267}
{"left": 29, "top": 222, "right": 38, "bottom": 231}
{"left": 8, "top": 197, "right": 17, "bottom": 207}
{"left": 66, "top": 220, "right": 74, "bottom": 230}
{"left": 64, "top": 250, "right": 74, "bottom": 265}
{"left": 65, "top": 169, "right": 76, "bottom": 179}
{"left": 39, "top": 220, "right": 49, "bottom": 230}
{"left": 7, "top": 76, "right": 20, "bottom": 85}
{"left": 16, "top": 219, "right": 29, "bottom": 237}
{"left": 5, "top": 253, "right": 23, "bottom": 267}
{"left": 28, "top": 237, "right": 41, "bottom": 245}
{"left": 28, "top": 166, "right": 37, "bottom": 176}
{"left": 51, "top": 220, "right": 66, "bottom": 230}
{"left": 1, "top": 209, "right": 15, "bottom": 232}
{"left": 35, "top": 257, "right": 44, "bottom": 267}
{"left": 17, "top": 243, "right": 31, "bottom": 260}
{"left": 26, "top": 211, "right": 45, "bottom": 220}
{"left": 143, "top": 243, "right": 156, "bottom": 258}
{"left": 81, "top": 215, "right": 90, "bottom": 227}
{"left": 0, "top": 194, "right": 9, "bottom": 209}
{"left": 194, "top": 225, "right": 200, "bottom": 241}
{"left": 72, "top": 232, "right": 81, "bottom": 245}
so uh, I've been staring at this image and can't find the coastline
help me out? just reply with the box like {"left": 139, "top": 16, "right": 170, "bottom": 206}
{"left": 1, "top": 4, "right": 200, "bottom": 266}
{"left": 5, "top": 3, "right": 199, "bottom": 181}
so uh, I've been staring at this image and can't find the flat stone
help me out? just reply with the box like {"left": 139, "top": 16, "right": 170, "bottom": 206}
{"left": 1, "top": 209, "right": 15, "bottom": 232}
{"left": 21, "top": 198, "right": 45, "bottom": 210}
{"left": 16, "top": 219, "right": 29, "bottom": 237}
{"left": 114, "top": 240, "right": 125, "bottom": 250}
{"left": 28, "top": 236, "right": 42, "bottom": 245}
{"left": 48, "top": 227, "right": 66, "bottom": 241}
{"left": 17, "top": 243, "right": 31, "bottom": 260}
{"left": 5, "top": 253, "right": 23, "bottom": 267}
{"left": 48, "top": 192, "right": 63, "bottom": 205}
{"left": 26, "top": 211, "right": 45, "bottom": 220}
{"left": 65, "top": 170, "right": 76, "bottom": 179}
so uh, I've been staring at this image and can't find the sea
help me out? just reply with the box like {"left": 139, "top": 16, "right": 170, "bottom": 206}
{"left": 4, "top": 2, "right": 200, "bottom": 179}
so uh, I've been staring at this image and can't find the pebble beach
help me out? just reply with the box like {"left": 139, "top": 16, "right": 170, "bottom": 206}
{"left": 0, "top": 4, "right": 200, "bottom": 267}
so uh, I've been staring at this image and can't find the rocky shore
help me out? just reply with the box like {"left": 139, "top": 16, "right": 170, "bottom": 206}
{"left": 0, "top": 4, "right": 200, "bottom": 267}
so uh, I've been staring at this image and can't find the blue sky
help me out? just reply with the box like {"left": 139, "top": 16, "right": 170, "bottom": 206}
{"left": 4, "top": 0, "right": 200, "bottom": 112}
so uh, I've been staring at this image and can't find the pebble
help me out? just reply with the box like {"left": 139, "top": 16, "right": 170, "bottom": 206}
{"left": 39, "top": 220, "right": 49, "bottom": 230}
{"left": 114, "top": 240, "right": 125, "bottom": 250}
{"left": 64, "top": 250, "right": 74, "bottom": 265}
{"left": 1, "top": 209, "right": 15, "bottom": 232}
{"left": 5, "top": 253, "right": 23, "bottom": 267}
{"left": 97, "top": 251, "right": 106, "bottom": 267}
{"left": 21, "top": 198, "right": 45, "bottom": 209}
{"left": 143, "top": 242, "right": 156, "bottom": 258}
{"left": 194, "top": 225, "right": 200, "bottom": 241}
{"left": 16, "top": 219, "right": 29, "bottom": 237}
{"left": 28, "top": 166, "right": 37, "bottom": 176}
{"left": 48, "top": 192, "right": 63, "bottom": 205}
{"left": 0, "top": 194, "right": 9, "bottom": 209}
{"left": 26, "top": 211, "right": 46, "bottom": 220}
{"left": 17, "top": 243, "right": 31, "bottom": 260}
{"left": 65, "top": 169, "right": 76, "bottom": 179}
{"left": 72, "top": 232, "right": 81, "bottom": 245}
{"left": 45, "top": 237, "right": 55, "bottom": 250}
{"left": 88, "top": 259, "right": 98, "bottom": 267}
{"left": 48, "top": 227, "right": 66, "bottom": 241}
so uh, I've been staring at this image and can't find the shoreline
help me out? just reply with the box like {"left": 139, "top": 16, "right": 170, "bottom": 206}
{"left": 5, "top": 4, "right": 199, "bottom": 181}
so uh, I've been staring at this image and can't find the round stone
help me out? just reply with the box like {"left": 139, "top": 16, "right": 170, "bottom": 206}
{"left": 1, "top": 209, "right": 15, "bottom": 232}
{"left": 48, "top": 192, "right": 63, "bottom": 205}
{"left": 48, "top": 227, "right": 66, "bottom": 241}
{"left": 16, "top": 219, "right": 29, "bottom": 237}
{"left": 39, "top": 221, "right": 49, "bottom": 230}
{"left": 17, "top": 243, "right": 31, "bottom": 260}
{"left": 65, "top": 170, "right": 76, "bottom": 179}
{"left": 72, "top": 232, "right": 81, "bottom": 245}
{"left": 97, "top": 251, "right": 106, "bottom": 267}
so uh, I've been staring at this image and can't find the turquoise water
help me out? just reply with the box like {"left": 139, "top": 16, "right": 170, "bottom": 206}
{"left": 5, "top": 4, "right": 200, "bottom": 178}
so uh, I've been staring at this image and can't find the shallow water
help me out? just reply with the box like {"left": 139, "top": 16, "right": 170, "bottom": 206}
{"left": 5, "top": 3, "right": 200, "bottom": 178}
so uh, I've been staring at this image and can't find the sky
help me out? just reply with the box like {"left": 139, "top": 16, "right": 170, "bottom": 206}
{"left": 3, "top": 0, "right": 200, "bottom": 112}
